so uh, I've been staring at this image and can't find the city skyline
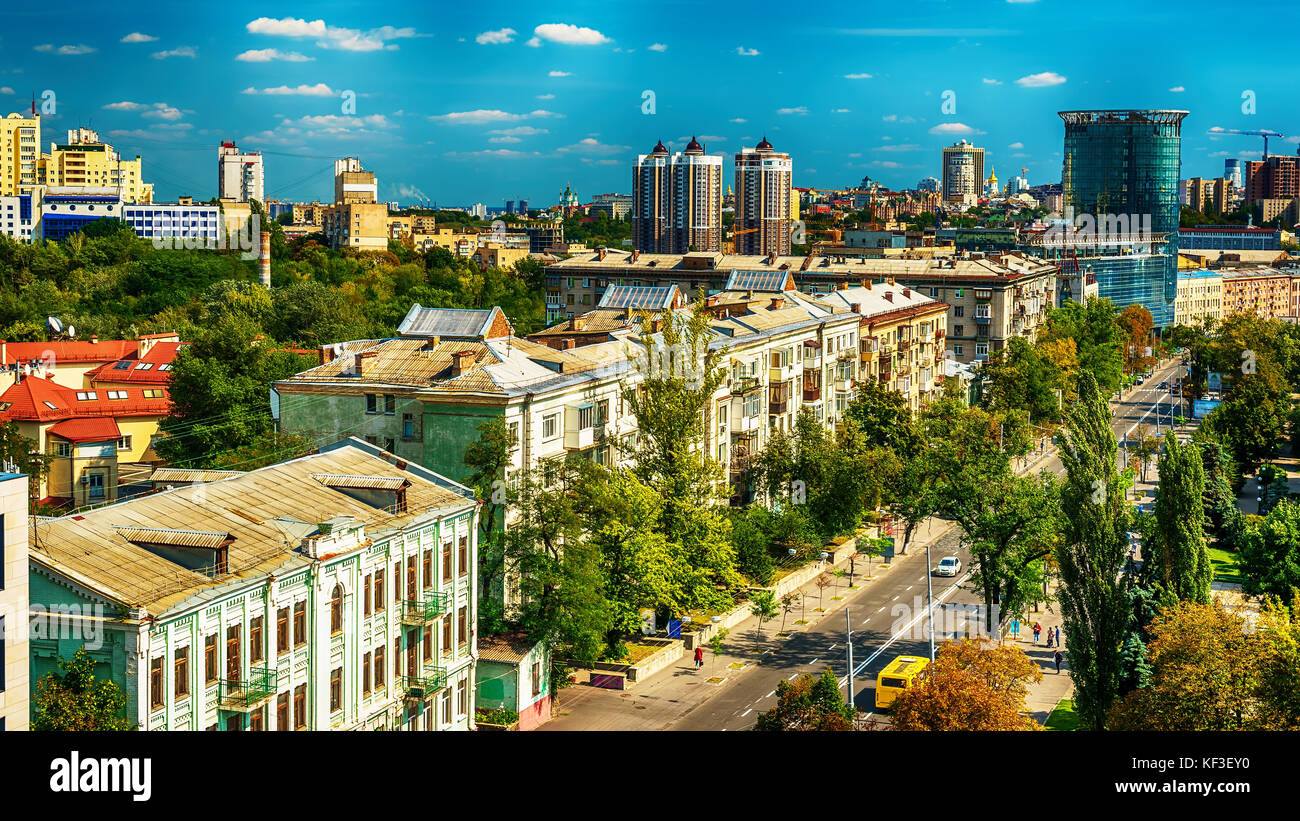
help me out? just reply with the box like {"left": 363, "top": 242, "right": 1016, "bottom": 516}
{"left": 2, "top": 0, "right": 1298, "bottom": 205}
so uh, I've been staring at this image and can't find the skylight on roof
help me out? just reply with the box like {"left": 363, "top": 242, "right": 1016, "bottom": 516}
{"left": 113, "top": 360, "right": 132, "bottom": 370}
{"left": 43, "top": 401, "right": 59, "bottom": 409}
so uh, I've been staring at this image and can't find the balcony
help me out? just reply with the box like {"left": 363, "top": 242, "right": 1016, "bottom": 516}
{"left": 802, "top": 387, "right": 821, "bottom": 402}
{"left": 218, "top": 667, "right": 278, "bottom": 712}
{"left": 400, "top": 664, "right": 448, "bottom": 699}
{"left": 973, "top": 314, "right": 991, "bottom": 324}
{"left": 401, "top": 593, "right": 449, "bottom": 626}
{"left": 769, "top": 400, "right": 789, "bottom": 415}
{"left": 565, "top": 426, "right": 595, "bottom": 450}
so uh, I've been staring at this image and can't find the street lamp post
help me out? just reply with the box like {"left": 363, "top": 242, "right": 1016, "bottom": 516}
{"left": 925, "top": 538, "right": 935, "bottom": 663}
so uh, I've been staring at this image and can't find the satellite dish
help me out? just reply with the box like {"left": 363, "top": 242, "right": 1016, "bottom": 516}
{"left": 47, "top": 317, "right": 63, "bottom": 334}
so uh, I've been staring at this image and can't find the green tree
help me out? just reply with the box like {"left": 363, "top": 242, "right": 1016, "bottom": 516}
{"left": 1053, "top": 371, "right": 1132, "bottom": 731}
{"left": 750, "top": 590, "right": 778, "bottom": 637}
{"left": 0, "top": 419, "right": 49, "bottom": 506}
{"left": 1151, "top": 431, "right": 1212, "bottom": 603}
{"left": 32, "top": 649, "right": 134, "bottom": 731}
{"left": 753, "top": 670, "right": 854, "bottom": 731}
{"left": 463, "top": 418, "right": 517, "bottom": 632}
{"left": 1236, "top": 499, "right": 1300, "bottom": 600}
{"left": 1041, "top": 297, "right": 1124, "bottom": 393}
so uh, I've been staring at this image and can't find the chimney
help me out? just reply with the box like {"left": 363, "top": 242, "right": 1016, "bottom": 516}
{"left": 883, "top": 291, "right": 893, "bottom": 303}
{"left": 570, "top": 315, "right": 587, "bottom": 331}
{"left": 850, "top": 303, "right": 861, "bottom": 313}
{"left": 597, "top": 247, "right": 607, "bottom": 261}
{"left": 706, "top": 296, "right": 718, "bottom": 307}
{"left": 320, "top": 344, "right": 335, "bottom": 364}
{"left": 451, "top": 350, "right": 475, "bottom": 376}
{"left": 767, "top": 251, "right": 777, "bottom": 265}
{"left": 562, "top": 339, "right": 576, "bottom": 350}
{"left": 768, "top": 297, "right": 784, "bottom": 310}
{"left": 260, "top": 227, "right": 272, "bottom": 288}
{"left": 650, "top": 318, "right": 665, "bottom": 333}
{"left": 353, "top": 350, "right": 378, "bottom": 376}
{"left": 630, "top": 249, "right": 640, "bottom": 263}
{"left": 902, "top": 288, "right": 910, "bottom": 298}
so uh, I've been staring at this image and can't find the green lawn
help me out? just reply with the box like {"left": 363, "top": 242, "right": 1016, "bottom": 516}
{"left": 1208, "top": 546, "right": 1245, "bottom": 585}
{"left": 1045, "top": 699, "right": 1079, "bottom": 731}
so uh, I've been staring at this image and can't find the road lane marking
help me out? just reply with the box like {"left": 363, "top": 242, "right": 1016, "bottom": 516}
{"left": 906, "top": 585, "right": 914, "bottom": 592}
{"left": 891, "top": 595, "right": 900, "bottom": 601}
{"left": 788, "top": 673, "right": 798, "bottom": 680}
{"left": 827, "top": 643, "right": 837, "bottom": 651}
{"left": 809, "top": 658, "right": 819, "bottom": 665}
{"left": 765, "top": 690, "right": 774, "bottom": 699}
{"left": 842, "top": 569, "right": 973, "bottom": 685}
{"left": 877, "top": 606, "right": 886, "bottom": 613}
{"left": 741, "top": 709, "right": 751, "bottom": 717}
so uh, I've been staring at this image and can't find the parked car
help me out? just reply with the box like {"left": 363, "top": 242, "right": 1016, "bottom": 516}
{"left": 934, "top": 556, "right": 962, "bottom": 577}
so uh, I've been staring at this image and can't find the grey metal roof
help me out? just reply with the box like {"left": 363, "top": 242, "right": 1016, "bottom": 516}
{"left": 115, "top": 525, "right": 232, "bottom": 550}
{"left": 396, "top": 304, "right": 502, "bottom": 339}
{"left": 725, "top": 269, "right": 790, "bottom": 293}
{"left": 311, "top": 473, "right": 410, "bottom": 491}
{"left": 598, "top": 284, "right": 679, "bottom": 310}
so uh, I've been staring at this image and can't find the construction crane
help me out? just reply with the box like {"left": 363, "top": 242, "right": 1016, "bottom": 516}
{"left": 1212, "top": 128, "right": 1285, "bottom": 158}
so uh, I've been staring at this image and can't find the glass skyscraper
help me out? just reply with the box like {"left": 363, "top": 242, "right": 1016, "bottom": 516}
{"left": 1059, "top": 110, "right": 1187, "bottom": 326}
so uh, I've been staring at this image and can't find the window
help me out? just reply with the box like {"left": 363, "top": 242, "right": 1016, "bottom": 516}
{"left": 363, "top": 574, "right": 372, "bottom": 615}
{"left": 226, "top": 624, "right": 241, "bottom": 682}
{"left": 366, "top": 394, "right": 378, "bottom": 414}
{"left": 393, "top": 637, "right": 401, "bottom": 680}
{"left": 423, "top": 550, "right": 433, "bottom": 590}
{"left": 135, "top": 362, "right": 154, "bottom": 371}
{"left": 174, "top": 647, "right": 189, "bottom": 699}
{"left": 442, "top": 689, "right": 452, "bottom": 725}
{"left": 458, "top": 536, "right": 468, "bottom": 576}
{"left": 250, "top": 616, "right": 264, "bottom": 664}
{"left": 150, "top": 656, "right": 165, "bottom": 710}
{"left": 954, "top": 325, "right": 964, "bottom": 336}
{"left": 117, "top": 435, "right": 132, "bottom": 451}
{"left": 75, "top": 390, "right": 97, "bottom": 401}
{"left": 363, "top": 652, "right": 372, "bottom": 695}
{"left": 249, "top": 707, "right": 265, "bottom": 731}
{"left": 532, "top": 661, "right": 542, "bottom": 697}
{"left": 293, "top": 601, "right": 306, "bottom": 647}
{"left": 976, "top": 343, "right": 989, "bottom": 357}
{"left": 954, "top": 345, "right": 964, "bottom": 357}
{"left": 330, "top": 585, "right": 344, "bottom": 634}
{"left": 106, "top": 390, "right": 127, "bottom": 400}
{"left": 441, "top": 541, "right": 452, "bottom": 583}
{"left": 293, "top": 684, "right": 307, "bottom": 729}
{"left": 277, "top": 692, "right": 290, "bottom": 730}
{"left": 402, "top": 413, "right": 420, "bottom": 440}
{"left": 374, "top": 645, "right": 386, "bottom": 689}
{"left": 329, "top": 667, "right": 342, "bottom": 713}
{"left": 393, "top": 562, "right": 401, "bottom": 603}
{"left": 508, "top": 421, "right": 520, "bottom": 448}
{"left": 423, "top": 628, "right": 432, "bottom": 662}
{"left": 442, "top": 617, "right": 452, "bottom": 655}
{"left": 204, "top": 634, "right": 217, "bottom": 684}
{"left": 458, "top": 605, "right": 468, "bottom": 645}
{"left": 276, "top": 607, "right": 289, "bottom": 655}
{"left": 384, "top": 394, "right": 395, "bottom": 415}
{"left": 954, "top": 305, "right": 964, "bottom": 317}
{"left": 374, "top": 571, "right": 385, "bottom": 611}
{"left": 55, "top": 442, "right": 71, "bottom": 458}
{"left": 457, "top": 678, "right": 468, "bottom": 716}
{"left": 142, "top": 389, "right": 163, "bottom": 399}
{"left": 541, "top": 413, "right": 559, "bottom": 440}
{"left": 406, "top": 555, "right": 417, "bottom": 600}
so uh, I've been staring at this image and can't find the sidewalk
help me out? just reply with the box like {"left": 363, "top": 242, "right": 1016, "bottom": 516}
{"left": 1008, "top": 600, "right": 1073, "bottom": 725}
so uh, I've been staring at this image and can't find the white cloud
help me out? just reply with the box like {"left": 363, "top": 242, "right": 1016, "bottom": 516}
{"left": 649, "top": 43, "right": 667, "bottom": 52}
{"left": 832, "top": 108, "right": 850, "bottom": 113}
{"left": 245, "top": 83, "right": 337, "bottom": 96}
{"left": 536, "top": 93, "right": 555, "bottom": 100}
{"left": 557, "top": 137, "right": 628, "bottom": 155}
{"left": 476, "top": 28, "right": 517, "bottom": 45}
{"left": 1016, "top": 71, "right": 1066, "bottom": 87}
{"left": 120, "top": 33, "right": 158, "bottom": 43}
{"left": 729, "top": 118, "right": 746, "bottom": 124}
{"left": 532, "top": 23, "right": 611, "bottom": 46}
{"left": 489, "top": 136, "right": 521, "bottom": 144}
{"left": 245, "top": 16, "right": 420, "bottom": 52}
{"left": 873, "top": 144, "right": 921, "bottom": 152}
{"left": 0, "top": 87, "right": 13, "bottom": 95}
{"left": 844, "top": 73, "right": 872, "bottom": 79}
{"left": 882, "top": 114, "right": 917, "bottom": 123}
{"left": 430, "top": 109, "right": 559, "bottom": 125}
{"left": 526, "top": 37, "right": 541, "bottom": 47}
{"left": 286, "top": 113, "right": 392, "bottom": 129}
{"left": 982, "top": 78, "right": 1003, "bottom": 85}
{"left": 153, "top": 46, "right": 196, "bottom": 59}
{"left": 103, "top": 101, "right": 149, "bottom": 111}
{"left": 142, "top": 104, "right": 184, "bottom": 121}
{"left": 1008, "top": 141, "right": 1025, "bottom": 149}
{"left": 445, "top": 149, "right": 538, "bottom": 159}
{"left": 548, "top": 70, "right": 572, "bottom": 77}
{"left": 929, "top": 122, "right": 984, "bottom": 135}
{"left": 873, "top": 160, "right": 902, "bottom": 168}
{"left": 736, "top": 46, "right": 760, "bottom": 56}
{"left": 34, "top": 44, "right": 96, "bottom": 55}
{"left": 236, "top": 48, "right": 313, "bottom": 62}
{"left": 1169, "top": 85, "right": 1185, "bottom": 92}
{"left": 396, "top": 183, "right": 429, "bottom": 200}
{"left": 488, "top": 126, "right": 549, "bottom": 136}
{"left": 777, "top": 106, "right": 808, "bottom": 115}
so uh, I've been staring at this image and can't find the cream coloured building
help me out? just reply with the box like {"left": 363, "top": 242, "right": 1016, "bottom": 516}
{"left": 1174, "top": 270, "right": 1223, "bottom": 326}
{"left": 37, "top": 128, "right": 153, "bottom": 203}
{"left": 0, "top": 112, "right": 40, "bottom": 196}
{"left": 0, "top": 471, "right": 29, "bottom": 731}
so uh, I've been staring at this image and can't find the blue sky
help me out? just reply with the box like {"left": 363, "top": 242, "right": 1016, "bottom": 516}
{"left": 3, "top": 0, "right": 1297, "bottom": 206}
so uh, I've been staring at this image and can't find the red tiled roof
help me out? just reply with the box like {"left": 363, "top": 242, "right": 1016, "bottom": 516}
{"left": 0, "top": 376, "right": 170, "bottom": 423}
{"left": 47, "top": 417, "right": 121, "bottom": 443}
{"left": 86, "top": 341, "right": 188, "bottom": 385}
{"left": 1, "top": 339, "right": 136, "bottom": 365}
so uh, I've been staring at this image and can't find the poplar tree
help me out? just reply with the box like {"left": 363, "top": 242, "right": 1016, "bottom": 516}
{"left": 1152, "top": 432, "right": 1212, "bottom": 603}
{"left": 1053, "top": 371, "right": 1132, "bottom": 731}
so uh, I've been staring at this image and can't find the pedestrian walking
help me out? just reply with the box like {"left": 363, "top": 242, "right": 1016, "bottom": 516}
{"left": 1055, "top": 626, "right": 1062, "bottom": 647}
{"left": 1032, "top": 622, "right": 1041, "bottom": 644}
{"left": 1045, "top": 628, "right": 1054, "bottom": 648}
{"left": 693, "top": 646, "right": 704, "bottom": 669}
{"left": 1054, "top": 649, "right": 1064, "bottom": 674}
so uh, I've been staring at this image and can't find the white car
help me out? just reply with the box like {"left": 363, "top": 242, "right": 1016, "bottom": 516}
{"left": 934, "top": 556, "right": 961, "bottom": 577}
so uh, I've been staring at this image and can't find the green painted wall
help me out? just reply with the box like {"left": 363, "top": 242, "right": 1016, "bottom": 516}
{"left": 475, "top": 660, "right": 518, "bottom": 712}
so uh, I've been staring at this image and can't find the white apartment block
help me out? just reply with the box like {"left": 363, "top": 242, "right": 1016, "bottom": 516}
{"left": 0, "top": 472, "right": 29, "bottom": 731}
{"left": 218, "top": 142, "right": 265, "bottom": 204}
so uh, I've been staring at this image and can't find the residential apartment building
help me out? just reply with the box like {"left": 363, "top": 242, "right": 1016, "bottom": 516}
{"left": 543, "top": 248, "right": 1056, "bottom": 363}
{"left": 734, "top": 138, "right": 794, "bottom": 256}
{"left": 123, "top": 201, "right": 221, "bottom": 246}
{"left": 334, "top": 157, "right": 377, "bottom": 205}
{"left": 322, "top": 202, "right": 389, "bottom": 251}
{"left": 1184, "top": 177, "right": 1232, "bottom": 215}
{"left": 1244, "top": 155, "right": 1299, "bottom": 205}
{"left": 941, "top": 140, "right": 985, "bottom": 204}
{"left": 1174, "top": 269, "right": 1224, "bottom": 326}
{"left": 1221, "top": 268, "right": 1297, "bottom": 320}
{"left": 590, "top": 192, "right": 633, "bottom": 220}
{"left": 1, "top": 472, "right": 29, "bottom": 731}
{"left": 0, "top": 112, "right": 39, "bottom": 196}
{"left": 1179, "top": 225, "right": 1282, "bottom": 251}
{"left": 632, "top": 138, "right": 723, "bottom": 253}
{"left": 217, "top": 141, "right": 264, "bottom": 204}
{"left": 27, "top": 441, "right": 480, "bottom": 731}
{"left": 38, "top": 128, "right": 153, "bottom": 203}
